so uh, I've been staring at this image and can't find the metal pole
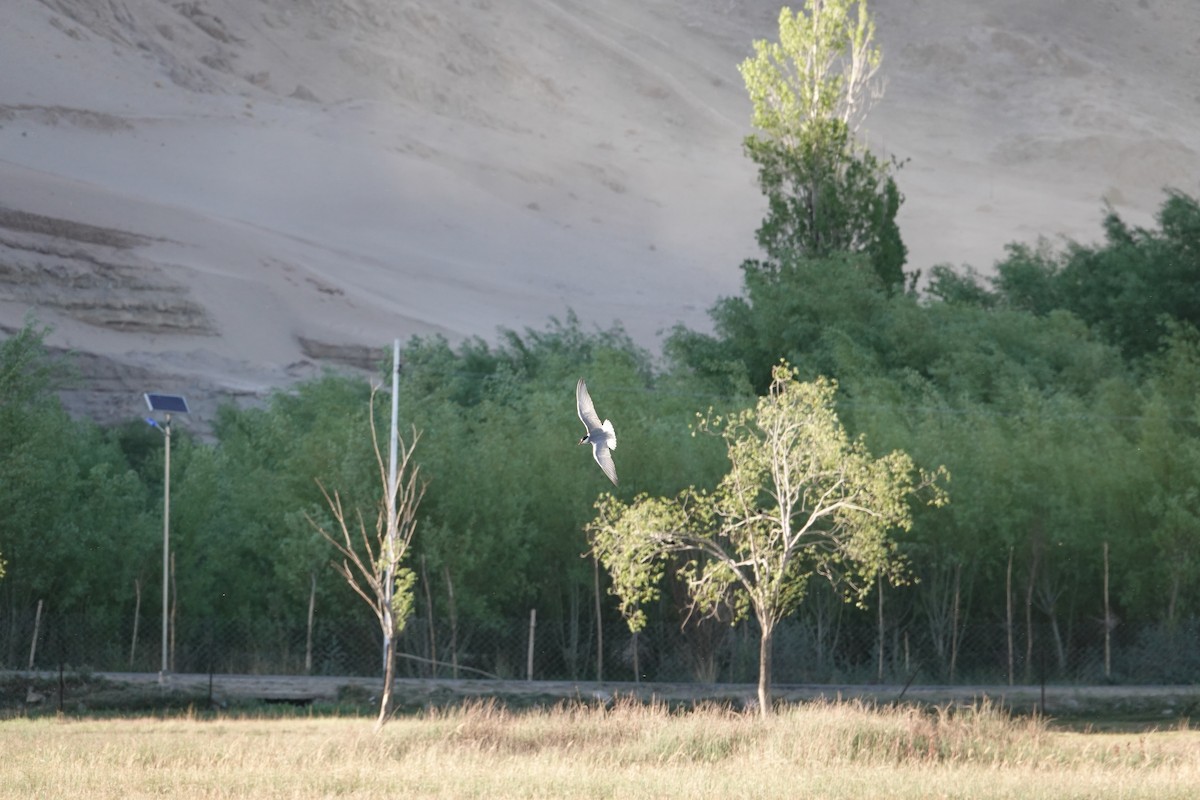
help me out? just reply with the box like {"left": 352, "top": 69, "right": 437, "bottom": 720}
{"left": 388, "top": 339, "right": 400, "bottom": 508}
{"left": 383, "top": 340, "right": 400, "bottom": 673}
{"left": 160, "top": 414, "right": 171, "bottom": 682}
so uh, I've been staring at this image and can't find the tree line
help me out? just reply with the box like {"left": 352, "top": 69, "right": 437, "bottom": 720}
{"left": 3, "top": 186, "right": 1199, "bottom": 679}
{"left": 3, "top": 2, "right": 1200, "bottom": 693}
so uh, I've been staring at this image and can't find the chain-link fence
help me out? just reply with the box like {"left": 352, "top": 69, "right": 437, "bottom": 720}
{"left": 4, "top": 606, "right": 1198, "bottom": 686}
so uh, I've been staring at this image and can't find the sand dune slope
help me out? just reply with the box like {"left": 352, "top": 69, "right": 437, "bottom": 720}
{"left": 2, "top": 0, "right": 1197, "bottom": 426}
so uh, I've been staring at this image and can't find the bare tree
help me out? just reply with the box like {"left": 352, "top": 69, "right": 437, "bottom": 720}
{"left": 310, "top": 388, "right": 425, "bottom": 729}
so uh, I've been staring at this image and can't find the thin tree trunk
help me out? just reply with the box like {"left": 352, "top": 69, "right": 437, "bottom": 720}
{"left": 444, "top": 566, "right": 459, "bottom": 679}
{"left": 376, "top": 615, "right": 395, "bottom": 731}
{"left": 876, "top": 576, "right": 885, "bottom": 682}
{"left": 1024, "top": 549, "right": 1037, "bottom": 684}
{"left": 561, "top": 581, "right": 583, "bottom": 679}
{"left": 919, "top": 566, "right": 950, "bottom": 675}
{"left": 815, "top": 600, "right": 825, "bottom": 673}
{"left": 807, "top": 181, "right": 819, "bottom": 255}
{"left": 1024, "top": 586, "right": 1035, "bottom": 683}
{"left": 813, "top": 586, "right": 843, "bottom": 678}
{"left": 949, "top": 562, "right": 961, "bottom": 683}
{"left": 1048, "top": 610, "right": 1066, "bottom": 674}
{"left": 757, "top": 618, "right": 775, "bottom": 717}
{"left": 28, "top": 599, "right": 43, "bottom": 670}
{"left": 526, "top": 608, "right": 537, "bottom": 681}
{"left": 420, "top": 555, "right": 436, "bottom": 677}
{"left": 1167, "top": 573, "right": 1180, "bottom": 626}
{"left": 1006, "top": 546, "right": 1014, "bottom": 686}
{"left": 305, "top": 571, "right": 317, "bottom": 675}
{"left": 130, "top": 580, "right": 142, "bottom": 669}
{"left": 1103, "top": 541, "right": 1111, "bottom": 680}
{"left": 7, "top": 590, "right": 18, "bottom": 666}
{"left": 593, "top": 555, "right": 603, "bottom": 682}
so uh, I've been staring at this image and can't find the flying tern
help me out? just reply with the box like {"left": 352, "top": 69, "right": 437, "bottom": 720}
{"left": 576, "top": 377, "right": 618, "bottom": 485}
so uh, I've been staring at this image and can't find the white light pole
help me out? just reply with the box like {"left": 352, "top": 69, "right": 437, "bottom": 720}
{"left": 383, "top": 339, "right": 400, "bottom": 673}
{"left": 145, "top": 393, "right": 190, "bottom": 683}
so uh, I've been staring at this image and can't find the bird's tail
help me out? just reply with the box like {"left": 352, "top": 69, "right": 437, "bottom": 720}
{"left": 603, "top": 419, "right": 616, "bottom": 448}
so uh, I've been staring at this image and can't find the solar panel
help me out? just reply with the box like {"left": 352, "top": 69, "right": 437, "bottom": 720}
{"left": 144, "top": 393, "right": 190, "bottom": 413}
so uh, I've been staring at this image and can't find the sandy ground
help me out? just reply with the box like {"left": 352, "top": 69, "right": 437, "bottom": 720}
{"left": 2, "top": 0, "right": 1199, "bottom": 424}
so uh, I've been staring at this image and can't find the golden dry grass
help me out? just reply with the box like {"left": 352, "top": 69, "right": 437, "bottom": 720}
{"left": 1, "top": 700, "right": 1197, "bottom": 799}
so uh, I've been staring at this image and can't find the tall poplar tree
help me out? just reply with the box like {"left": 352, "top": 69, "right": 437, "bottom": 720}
{"left": 740, "top": 1, "right": 905, "bottom": 288}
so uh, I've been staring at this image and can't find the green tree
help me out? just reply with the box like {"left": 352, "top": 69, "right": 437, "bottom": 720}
{"left": 183, "top": 374, "right": 380, "bottom": 674}
{"left": 396, "top": 317, "right": 657, "bottom": 627}
{"left": 394, "top": 315, "right": 736, "bottom": 680}
{"left": 0, "top": 320, "right": 56, "bottom": 605}
{"left": 588, "top": 363, "right": 946, "bottom": 714}
{"left": 925, "top": 264, "right": 999, "bottom": 309}
{"left": 740, "top": 2, "right": 905, "bottom": 287}
{"left": 1122, "top": 324, "right": 1200, "bottom": 623}
{"left": 989, "top": 191, "right": 1200, "bottom": 360}
{"left": 666, "top": 253, "right": 890, "bottom": 394}
{"left": 0, "top": 321, "right": 156, "bottom": 657}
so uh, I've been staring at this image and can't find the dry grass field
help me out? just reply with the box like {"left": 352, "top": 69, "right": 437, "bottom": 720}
{"left": 2, "top": 699, "right": 1198, "bottom": 799}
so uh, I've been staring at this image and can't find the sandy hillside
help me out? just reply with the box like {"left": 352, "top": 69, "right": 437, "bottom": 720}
{"left": 2, "top": 0, "right": 1198, "bottom": 428}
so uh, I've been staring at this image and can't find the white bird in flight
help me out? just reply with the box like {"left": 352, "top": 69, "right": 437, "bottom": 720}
{"left": 576, "top": 377, "right": 618, "bottom": 485}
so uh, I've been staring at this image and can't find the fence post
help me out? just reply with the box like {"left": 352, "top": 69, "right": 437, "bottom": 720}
{"left": 526, "top": 608, "right": 536, "bottom": 682}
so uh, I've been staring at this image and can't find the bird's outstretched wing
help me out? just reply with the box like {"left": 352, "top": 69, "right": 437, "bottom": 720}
{"left": 592, "top": 440, "right": 619, "bottom": 486}
{"left": 577, "top": 378, "right": 602, "bottom": 431}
